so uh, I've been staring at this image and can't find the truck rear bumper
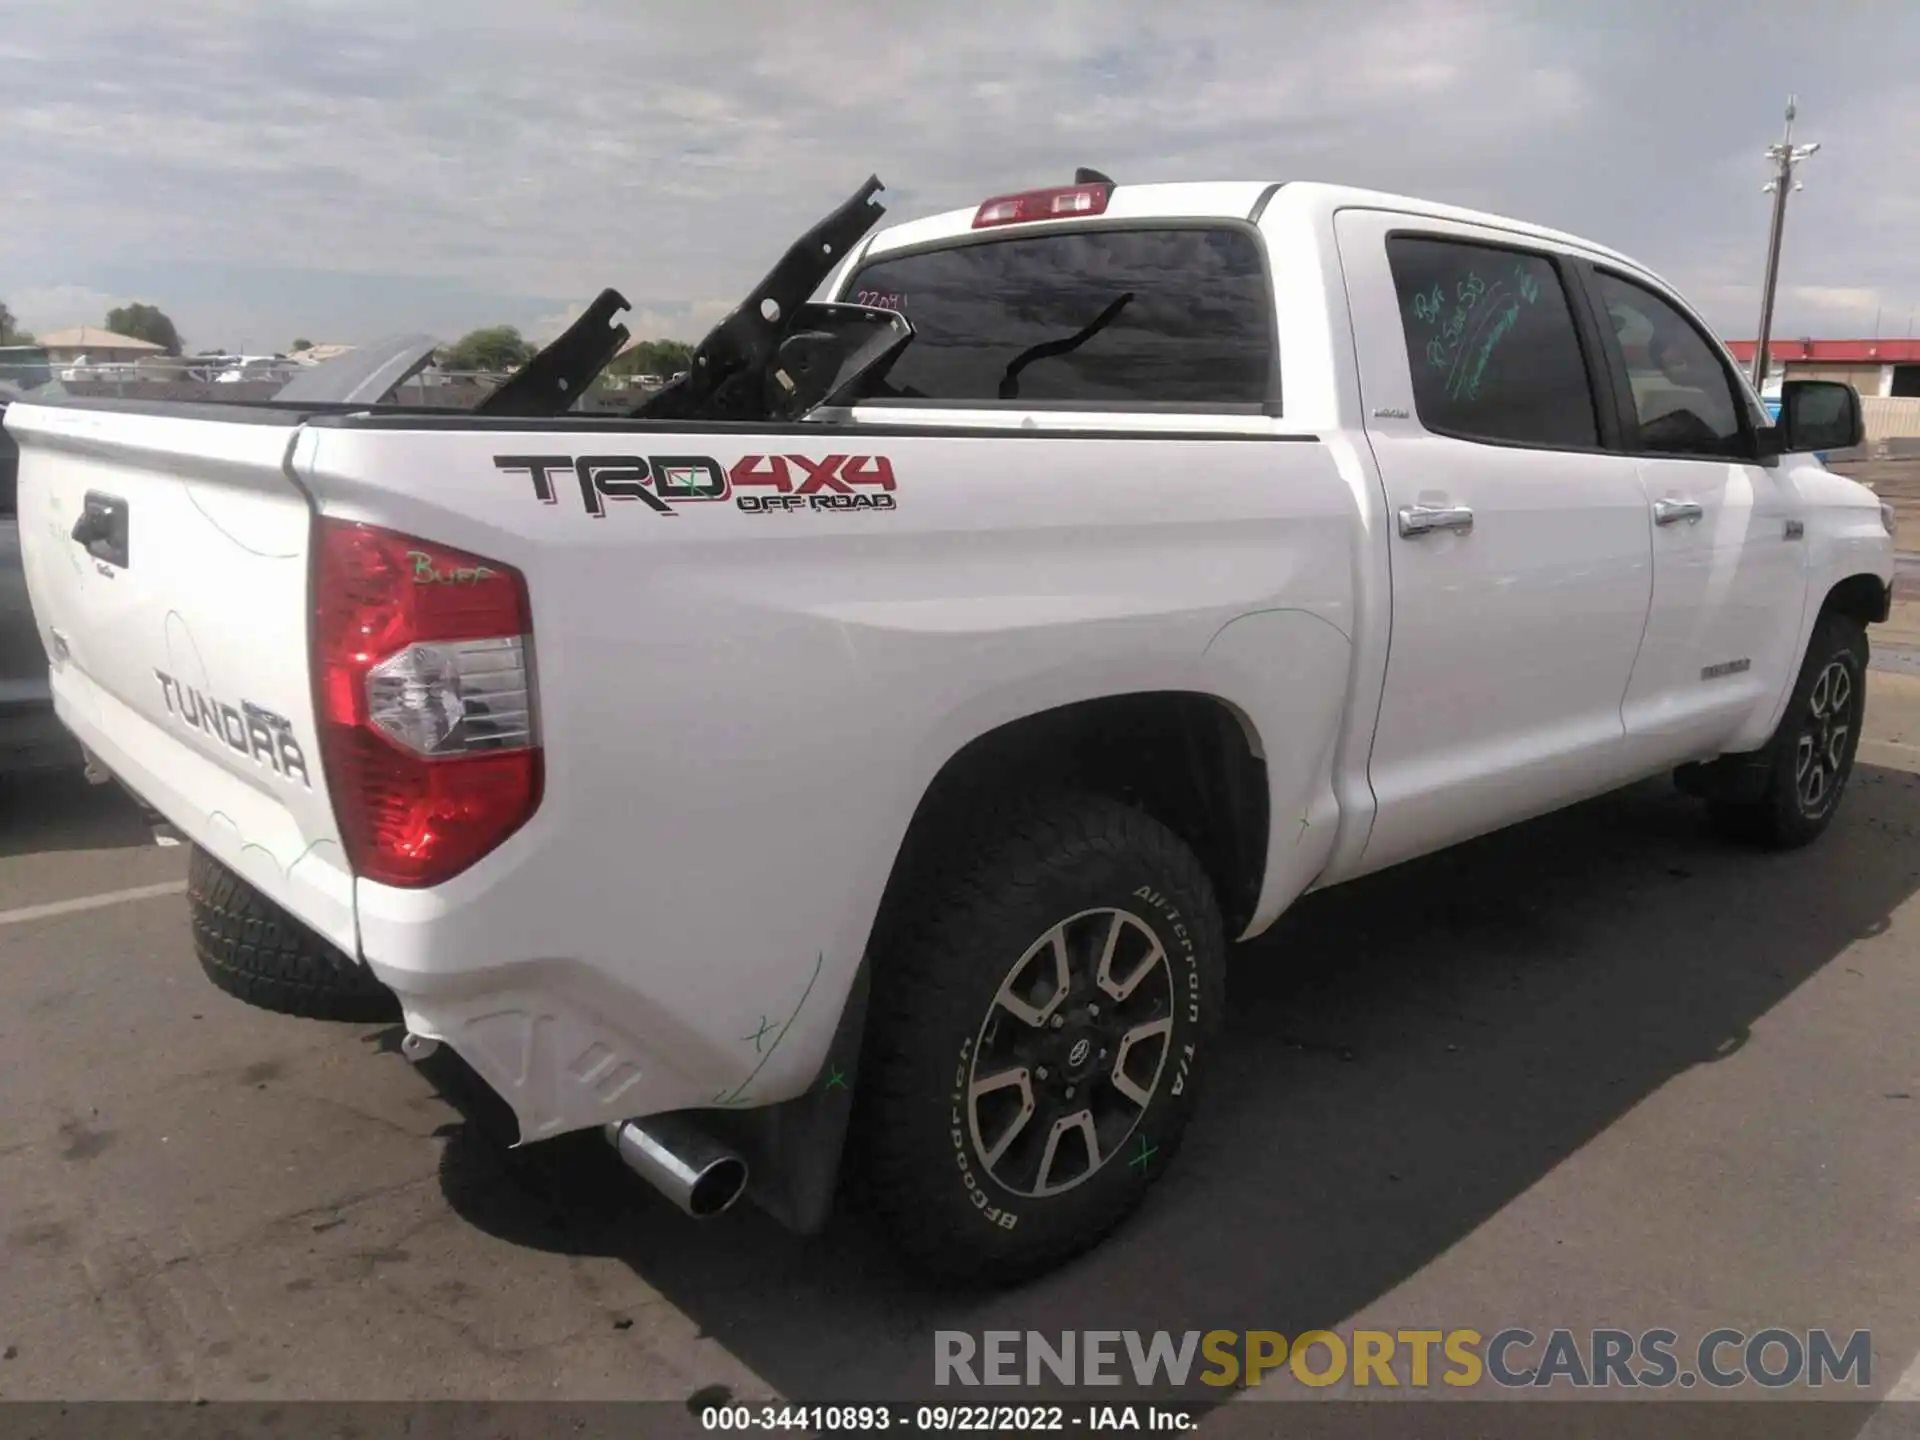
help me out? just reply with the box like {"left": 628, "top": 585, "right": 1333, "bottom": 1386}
{"left": 354, "top": 877, "right": 775, "bottom": 1146}
{"left": 360, "top": 948, "right": 731, "bottom": 1145}
{"left": 55, "top": 664, "right": 828, "bottom": 1152}
{"left": 356, "top": 896, "right": 865, "bottom": 1233}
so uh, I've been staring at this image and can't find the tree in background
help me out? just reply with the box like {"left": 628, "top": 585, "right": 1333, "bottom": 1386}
{"left": 440, "top": 325, "right": 536, "bottom": 373}
{"left": 0, "top": 300, "right": 32, "bottom": 345}
{"left": 606, "top": 338, "right": 694, "bottom": 378}
{"left": 105, "top": 303, "right": 183, "bottom": 356}
{"left": 291, "top": 338, "right": 313, "bottom": 352}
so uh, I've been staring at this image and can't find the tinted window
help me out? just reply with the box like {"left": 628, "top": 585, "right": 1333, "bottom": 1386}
{"left": 842, "top": 228, "right": 1273, "bottom": 406}
{"left": 1592, "top": 271, "right": 1746, "bottom": 457}
{"left": 1387, "top": 237, "right": 1598, "bottom": 449}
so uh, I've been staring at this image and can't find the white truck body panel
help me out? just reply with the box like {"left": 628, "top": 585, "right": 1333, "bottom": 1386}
{"left": 7, "top": 179, "right": 1895, "bottom": 1153}
{"left": 304, "top": 420, "right": 1357, "bottom": 1137}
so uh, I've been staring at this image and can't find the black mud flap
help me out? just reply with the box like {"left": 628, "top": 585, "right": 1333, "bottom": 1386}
{"left": 1675, "top": 752, "right": 1774, "bottom": 805}
{"left": 701, "top": 961, "right": 871, "bottom": 1235}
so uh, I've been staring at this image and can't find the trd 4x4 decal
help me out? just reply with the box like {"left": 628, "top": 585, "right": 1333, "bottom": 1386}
{"left": 727, "top": 454, "right": 896, "bottom": 514}
{"left": 495, "top": 453, "right": 897, "bottom": 517}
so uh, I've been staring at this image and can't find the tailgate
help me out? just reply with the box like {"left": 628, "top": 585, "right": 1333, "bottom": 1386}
{"left": 9, "top": 401, "right": 355, "bottom": 953}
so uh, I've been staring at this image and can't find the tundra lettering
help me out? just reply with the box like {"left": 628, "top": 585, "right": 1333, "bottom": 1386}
{"left": 153, "top": 670, "right": 309, "bottom": 787}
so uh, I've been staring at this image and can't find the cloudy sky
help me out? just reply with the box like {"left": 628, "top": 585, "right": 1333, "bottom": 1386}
{"left": 2, "top": 0, "right": 1916, "bottom": 352}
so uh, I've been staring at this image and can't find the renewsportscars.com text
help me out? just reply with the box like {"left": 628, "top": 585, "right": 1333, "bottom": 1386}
{"left": 933, "top": 1328, "right": 1873, "bottom": 1391}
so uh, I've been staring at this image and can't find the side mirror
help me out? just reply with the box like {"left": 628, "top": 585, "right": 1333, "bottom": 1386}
{"left": 762, "top": 303, "right": 913, "bottom": 419}
{"left": 1775, "top": 379, "right": 1864, "bottom": 455}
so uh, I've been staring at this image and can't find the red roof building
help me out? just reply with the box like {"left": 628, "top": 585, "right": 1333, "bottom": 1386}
{"left": 1724, "top": 339, "right": 1920, "bottom": 365}
{"left": 1722, "top": 339, "right": 1920, "bottom": 399}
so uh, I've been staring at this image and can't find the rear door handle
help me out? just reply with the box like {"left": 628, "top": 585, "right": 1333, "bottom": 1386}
{"left": 1398, "top": 503, "right": 1474, "bottom": 538}
{"left": 1652, "top": 498, "right": 1704, "bottom": 527}
{"left": 70, "top": 492, "right": 130, "bottom": 569}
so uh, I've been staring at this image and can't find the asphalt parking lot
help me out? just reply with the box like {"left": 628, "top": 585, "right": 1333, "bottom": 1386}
{"left": 2, "top": 671, "right": 1918, "bottom": 1429}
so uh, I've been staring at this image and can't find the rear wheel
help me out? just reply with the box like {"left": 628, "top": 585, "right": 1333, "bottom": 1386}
{"left": 854, "top": 793, "right": 1224, "bottom": 1285}
{"left": 187, "top": 845, "right": 400, "bottom": 1022}
{"left": 1707, "top": 611, "right": 1868, "bottom": 850}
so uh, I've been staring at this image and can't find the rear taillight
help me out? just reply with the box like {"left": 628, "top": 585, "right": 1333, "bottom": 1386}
{"left": 313, "top": 518, "right": 541, "bottom": 888}
{"left": 972, "top": 183, "right": 1112, "bottom": 229}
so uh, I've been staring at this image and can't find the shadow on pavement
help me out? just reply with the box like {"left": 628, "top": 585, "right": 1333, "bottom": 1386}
{"left": 425, "top": 765, "right": 1920, "bottom": 1405}
{"left": 0, "top": 767, "right": 156, "bottom": 859}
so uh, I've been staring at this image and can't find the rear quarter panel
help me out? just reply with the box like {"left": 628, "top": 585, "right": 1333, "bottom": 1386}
{"left": 300, "top": 418, "right": 1359, "bottom": 1138}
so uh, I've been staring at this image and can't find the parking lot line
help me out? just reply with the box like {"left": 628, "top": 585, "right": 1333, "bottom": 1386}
{"left": 1854, "top": 1347, "right": 1920, "bottom": 1440}
{"left": 1889, "top": 1346, "right": 1920, "bottom": 1403}
{"left": 0, "top": 879, "right": 188, "bottom": 929}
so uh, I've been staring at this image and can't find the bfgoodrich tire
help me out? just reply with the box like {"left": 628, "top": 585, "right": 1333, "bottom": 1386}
{"left": 187, "top": 845, "right": 400, "bottom": 1022}
{"left": 855, "top": 793, "right": 1225, "bottom": 1285}
{"left": 1708, "top": 610, "right": 1869, "bottom": 851}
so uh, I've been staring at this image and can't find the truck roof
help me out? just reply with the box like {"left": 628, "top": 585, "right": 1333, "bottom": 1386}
{"left": 860, "top": 179, "right": 1650, "bottom": 280}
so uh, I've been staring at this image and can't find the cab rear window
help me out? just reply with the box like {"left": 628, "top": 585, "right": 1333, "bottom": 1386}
{"left": 841, "top": 227, "right": 1275, "bottom": 408}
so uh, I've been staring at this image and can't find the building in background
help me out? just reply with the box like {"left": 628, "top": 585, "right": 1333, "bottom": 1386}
{"left": 38, "top": 328, "right": 167, "bottom": 365}
{"left": 1724, "top": 339, "right": 1920, "bottom": 398}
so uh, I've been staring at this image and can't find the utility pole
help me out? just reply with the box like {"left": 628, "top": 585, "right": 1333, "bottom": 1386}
{"left": 1750, "top": 96, "right": 1821, "bottom": 391}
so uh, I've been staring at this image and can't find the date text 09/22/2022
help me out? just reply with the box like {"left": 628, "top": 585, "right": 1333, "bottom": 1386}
{"left": 698, "top": 1403, "right": 1194, "bottom": 1432}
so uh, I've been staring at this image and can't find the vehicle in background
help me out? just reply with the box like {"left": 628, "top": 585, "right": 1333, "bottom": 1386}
{"left": 7, "top": 172, "right": 1894, "bottom": 1282}
{"left": 0, "top": 346, "right": 52, "bottom": 392}
{"left": 213, "top": 355, "right": 303, "bottom": 386}
{"left": 0, "top": 385, "right": 82, "bottom": 777}
{"left": 1761, "top": 371, "right": 1785, "bottom": 420}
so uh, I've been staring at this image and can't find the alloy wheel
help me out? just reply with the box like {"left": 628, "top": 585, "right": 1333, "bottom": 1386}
{"left": 965, "top": 907, "right": 1175, "bottom": 1198}
{"left": 1794, "top": 658, "right": 1855, "bottom": 817}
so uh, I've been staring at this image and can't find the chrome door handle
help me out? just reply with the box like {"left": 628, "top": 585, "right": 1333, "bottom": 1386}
{"left": 1398, "top": 503, "right": 1474, "bottom": 538}
{"left": 1653, "top": 498, "right": 1704, "bottom": 526}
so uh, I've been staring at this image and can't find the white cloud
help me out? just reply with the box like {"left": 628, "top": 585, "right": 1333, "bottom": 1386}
{"left": 1786, "top": 285, "right": 1884, "bottom": 320}
{"left": 1, "top": 1, "right": 1914, "bottom": 344}
{"left": 6, "top": 285, "right": 135, "bottom": 336}
{"left": 527, "top": 297, "right": 735, "bottom": 346}
{"left": 528, "top": 300, "right": 590, "bottom": 344}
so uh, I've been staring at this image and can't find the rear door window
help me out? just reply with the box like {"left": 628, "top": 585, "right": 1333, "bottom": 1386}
{"left": 841, "top": 227, "right": 1274, "bottom": 407}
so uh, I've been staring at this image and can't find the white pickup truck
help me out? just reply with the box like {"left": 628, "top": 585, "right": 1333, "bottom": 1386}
{"left": 9, "top": 173, "right": 1896, "bottom": 1284}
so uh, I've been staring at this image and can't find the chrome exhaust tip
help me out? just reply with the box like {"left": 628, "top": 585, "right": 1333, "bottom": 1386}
{"left": 604, "top": 1113, "right": 749, "bottom": 1219}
